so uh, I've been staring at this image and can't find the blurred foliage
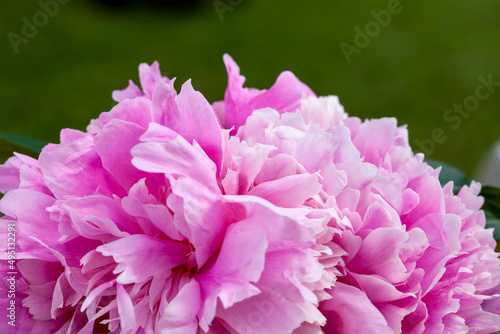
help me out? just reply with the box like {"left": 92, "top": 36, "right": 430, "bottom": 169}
{"left": 0, "top": 133, "right": 45, "bottom": 162}
{"left": 0, "top": 0, "right": 499, "bottom": 178}
{"left": 482, "top": 185, "right": 500, "bottom": 220}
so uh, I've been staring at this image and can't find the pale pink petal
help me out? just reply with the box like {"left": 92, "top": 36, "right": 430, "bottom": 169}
{"left": 0, "top": 156, "right": 21, "bottom": 194}
{"left": 247, "top": 173, "right": 322, "bottom": 208}
{"left": 320, "top": 283, "right": 393, "bottom": 334}
{"left": 291, "top": 132, "right": 336, "bottom": 173}
{"left": 117, "top": 284, "right": 136, "bottom": 334}
{"left": 138, "top": 61, "right": 170, "bottom": 99}
{"left": 348, "top": 228, "right": 410, "bottom": 284}
{"left": 112, "top": 80, "right": 143, "bottom": 102}
{"left": 217, "top": 290, "right": 308, "bottom": 334}
{"left": 159, "top": 280, "right": 201, "bottom": 334}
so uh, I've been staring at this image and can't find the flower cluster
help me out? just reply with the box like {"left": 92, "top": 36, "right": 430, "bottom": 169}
{"left": 1, "top": 55, "right": 499, "bottom": 333}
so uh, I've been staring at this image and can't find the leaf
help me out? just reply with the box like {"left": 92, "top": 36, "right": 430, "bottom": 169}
{"left": 480, "top": 185, "right": 500, "bottom": 220}
{"left": 486, "top": 219, "right": 500, "bottom": 241}
{"left": 424, "top": 158, "right": 470, "bottom": 195}
{"left": 0, "top": 132, "right": 47, "bottom": 163}
{"left": 0, "top": 131, "right": 47, "bottom": 153}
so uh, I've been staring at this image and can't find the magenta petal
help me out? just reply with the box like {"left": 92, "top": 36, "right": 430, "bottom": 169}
{"left": 122, "top": 179, "right": 182, "bottom": 240}
{"left": 221, "top": 54, "right": 261, "bottom": 133}
{"left": 99, "top": 97, "right": 152, "bottom": 129}
{"left": 221, "top": 54, "right": 314, "bottom": 134}
{"left": 167, "top": 80, "right": 225, "bottom": 171}
{"left": 150, "top": 81, "right": 176, "bottom": 125}
{"left": 39, "top": 135, "right": 125, "bottom": 198}
{"left": 49, "top": 195, "right": 139, "bottom": 241}
{"left": 97, "top": 234, "right": 189, "bottom": 284}
{"left": 0, "top": 189, "right": 58, "bottom": 260}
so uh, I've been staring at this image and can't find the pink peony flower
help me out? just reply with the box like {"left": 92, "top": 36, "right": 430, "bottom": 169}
{"left": 1, "top": 55, "right": 499, "bottom": 334}
{"left": 217, "top": 55, "right": 500, "bottom": 333}
{"left": 0, "top": 61, "right": 326, "bottom": 334}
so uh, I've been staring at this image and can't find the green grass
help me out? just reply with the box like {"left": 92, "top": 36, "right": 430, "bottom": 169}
{"left": 0, "top": 0, "right": 499, "bottom": 176}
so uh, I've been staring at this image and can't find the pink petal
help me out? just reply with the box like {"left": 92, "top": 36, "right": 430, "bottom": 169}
{"left": 164, "top": 80, "right": 225, "bottom": 172}
{"left": 217, "top": 290, "right": 308, "bottom": 334}
{"left": 221, "top": 54, "right": 314, "bottom": 134}
{"left": 117, "top": 284, "right": 136, "bottom": 334}
{"left": 138, "top": 61, "right": 170, "bottom": 99}
{"left": 99, "top": 97, "right": 152, "bottom": 129}
{"left": 38, "top": 135, "right": 125, "bottom": 198}
{"left": 94, "top": 119, "right": 149, "bottom": 190}
{"left": 97, "top": 234, "right": 189, "bottom": 284}
{"left": 321, "top": 283, "right": 393, "bottom": 334}
{"left": 131, "top": 125, "right": 220, "bottom": 194}
{"left": 122, "top": 179, "right": 182, "bottom": 240}
{"left": 291, "top": 132, "right": 337, "bottom": 173}
{"left": 167, "top": 177, "right": 225, "bottom": 267}
{"left": 206, "top": 218, "right": 268, "bottom": 284}
{"left": 158, "top": 280, "right": 201, "bottom": 334}
{"left": 0, "top": 156, "right": 21, "bottom": 193}
{"left": 0, "top": 189, "right": 58, "bottom": 261}
{"left": 353, "top": 118, "right": 398, "bottom": 165}
{"left": 348, "top": 228, "right": 410, "bottom": 284}
{"left": 112, "top": 80, "right": 143, "bottom": 102}
{"left": 247, "top": 173, "right": 322, "bottom": 208}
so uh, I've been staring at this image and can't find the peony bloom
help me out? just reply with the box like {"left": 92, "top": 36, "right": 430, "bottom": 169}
{"left": 0, "top": 61, "right": 326, "bottom": 334}
{"left": 216, "top": 55, "right": 500, "bottom": 333}
{"left": 1, "top": 55, "right": 499, "bottom": 334}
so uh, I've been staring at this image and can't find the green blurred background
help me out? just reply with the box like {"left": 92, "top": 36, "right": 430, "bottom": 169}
{"left": 0, "top": 0, "right": 499, "bottom": 177}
